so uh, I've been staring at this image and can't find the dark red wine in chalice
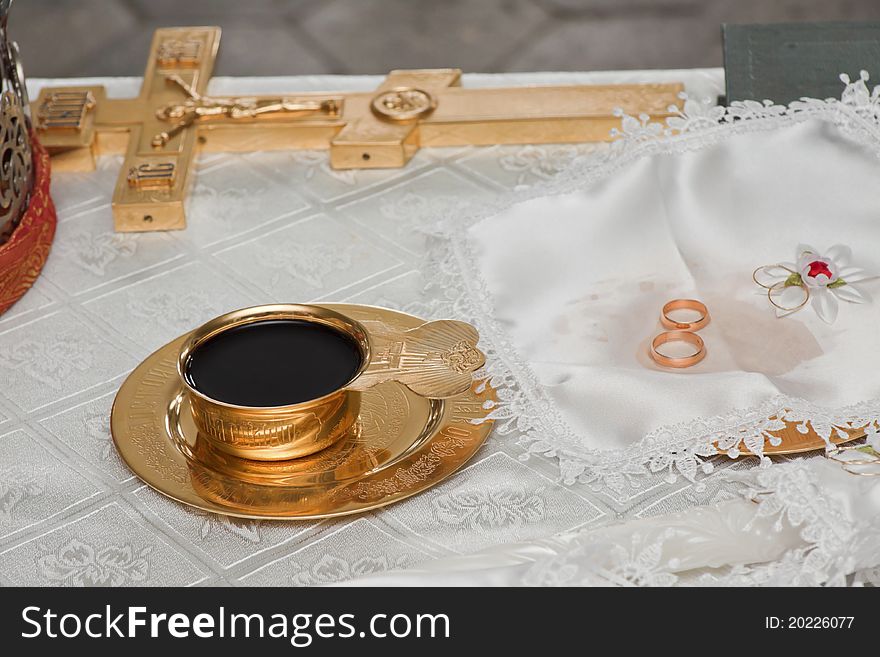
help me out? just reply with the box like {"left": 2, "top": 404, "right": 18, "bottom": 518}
{"left": 184, "top": 319, "right": 362, "bottom": 407}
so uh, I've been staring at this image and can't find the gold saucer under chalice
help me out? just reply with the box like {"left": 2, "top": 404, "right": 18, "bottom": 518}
{"left": 110, "top": 304, "right": 496, "bottom": 519}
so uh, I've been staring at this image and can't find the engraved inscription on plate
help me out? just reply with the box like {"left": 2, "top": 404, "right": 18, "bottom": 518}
{"left": 126, "top": 161, "right": 176, "bottom": 190}
{"left": 35, "top": 90, "right": 95, "bottom": 131}
{"left": 371, "top": 87, "right": 437, "bottom": 122}
{"left": 128, "top": 357, "right": 188, "bottom": 483}
{"left": 156, "top": 37, "right": 203, "bottom": 68}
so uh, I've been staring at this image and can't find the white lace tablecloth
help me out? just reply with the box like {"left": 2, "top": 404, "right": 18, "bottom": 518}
{"left": 9, "top": 67, "right": 848, "bottom": 588}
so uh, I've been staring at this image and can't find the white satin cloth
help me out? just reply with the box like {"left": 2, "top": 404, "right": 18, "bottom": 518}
{"left": 469, "top": 119, "right": 880, "bottom": 451}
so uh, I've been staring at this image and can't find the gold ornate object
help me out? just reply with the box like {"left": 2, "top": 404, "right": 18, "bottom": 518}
{"left": 0, "top": 0, "right": 57, "bottom": 317}
{"left": 349, "top": 318, "right": 485, "bottom": 397}
{"left": 370, "top": 87, "right": 437, "bottom": 122}
{"left": 179, "top": 305, "right": 370, "bottom": 461}
{"left": 149, "top": 73, "right": 343, "bottom": 148}
{"left": 720, "top": 421, "right": 864, "bottom": 457}
{"left": 0, "top": 90, "right": 31, "bottom": 240}
{"left": 34, "top": 90, "right": 95, "bottom": 131}
{"left": 110, "top": 303, "right": 496, "bottom": 519}
{"left": 177, "top": 304, "right": 485, "bottom": 461}
{"left": 0, "top": 0, "right": 32, "bottom": 242}
{"left": 32, "top": 25, "right": 684, "bottom": 233}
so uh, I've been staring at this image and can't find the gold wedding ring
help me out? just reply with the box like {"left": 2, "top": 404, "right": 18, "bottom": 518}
{"left": 649, "top": 330, "right": 706, "bottom": 368}
{"left": 752, "top": 264, "right": 796, "bottom": 290}
{"left": 660, "top": 298, "right": 710, "bottom": 331}
{"left": 767, "top": 280, "right": 809, "bottom": 313}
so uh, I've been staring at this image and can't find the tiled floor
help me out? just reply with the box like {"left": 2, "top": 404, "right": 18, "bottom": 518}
{"left": 12, "top": 0, "right": 879, "bottom": 77}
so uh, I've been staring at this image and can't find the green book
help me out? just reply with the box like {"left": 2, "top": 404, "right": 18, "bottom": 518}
{"left": 722, "top": 22, "right": 880, "bottom": 105}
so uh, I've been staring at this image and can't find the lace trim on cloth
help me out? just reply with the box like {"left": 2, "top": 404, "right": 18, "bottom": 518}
{"left": 706, "top": 462, "right": 880, "bottom": 586}
{"left": 716, "top": 465, "right": 876, "bottom": 587}
{"left": 518, "top": 461, "right": 880, "bottom": 587}
{"left": 421, "top": 72, "right": 880, "bottom": 495}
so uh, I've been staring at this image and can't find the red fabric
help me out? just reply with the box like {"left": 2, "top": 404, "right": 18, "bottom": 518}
{"left": 0, "top": 134, "right": 56, "bottom": 315}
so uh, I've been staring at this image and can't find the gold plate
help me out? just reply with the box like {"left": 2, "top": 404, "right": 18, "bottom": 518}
{"left": 110, "top": 304, "right": 496, "bottom": 519}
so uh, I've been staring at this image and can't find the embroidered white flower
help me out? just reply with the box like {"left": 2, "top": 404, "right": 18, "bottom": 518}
{"left": 498, "top": 145, "right": 582, "bottom": 185}
{"left": 38, "top": 539, "right": 152, "bottom": 586}
{"left": 57, "top": 231, "right": 138, "bottom": 276}
{"left": 0, "top": 336, "right": 95, "bottom": 389}
{"left": 290, "top": 553, "right": 408, "bottom": 586}
{"left": 262, "top": 240, "right": 353, "bottom": 288}
{"left": 291, "top": 150, "right": 357, "bottom": 185}
{"left": 196, "top": 512, "right": 262, "bottom": 544}
{"left": 432, "top": 485, "right": 546, "bottom": 531}
{"left": 759, "top": 244, "right": 874, "bottom": 323}
{"left": 0, "top": 467, "right": 45, "bottom": 522}
{"left": 127, "top": 290, "right": 215, "bottom": 327}
{"left": 84, "top": 410, "right": 113, "bottom": 460}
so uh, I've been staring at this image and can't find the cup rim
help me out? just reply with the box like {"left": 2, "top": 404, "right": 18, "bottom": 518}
{"left": 177, "top": 303, "right": 372, "bottom": 412}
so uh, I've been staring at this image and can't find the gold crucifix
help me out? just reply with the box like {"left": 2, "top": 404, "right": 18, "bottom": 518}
{"left": 33, "top": 26, "right": 683, "bottom": 233}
